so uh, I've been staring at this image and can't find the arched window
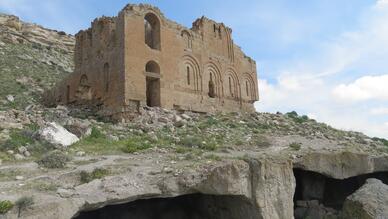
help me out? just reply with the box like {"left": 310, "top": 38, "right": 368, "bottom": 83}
{"left": 80, "top": 75, "right": 88, "bottom": 86}
{"left": 103, "top": 63, "right": 109, "bottom": 92}
{"left": 229, "top": 77, "right": 233, "bottom": 97}
{"left": 186, "top": 66, "right": 190, "bottom": 85}
{"left": 144, "top": 13, "right": 161, "bottom": 50}
{"left": 181, "top": 31, "right": 192, "bottom": 49}
{"left": 208, "top": 72, "right": 216, "bottom": 98}
{"left": 246, "top": 81, "right": 249, "bottom": 96}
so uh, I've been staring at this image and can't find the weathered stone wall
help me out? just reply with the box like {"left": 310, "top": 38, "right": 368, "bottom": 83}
{"left": 47, "top": 3, "right": 259, "bottom": 119}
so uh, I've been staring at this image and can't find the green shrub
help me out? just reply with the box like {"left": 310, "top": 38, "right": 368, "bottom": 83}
{"left": 80, "top": 168, "right": 109, "bottom": 184}
{"left": 38, "top": 151, "right": 71, "bottom": 168}
{"left": 121, "top": 136, "right": 152, "bottom": 153}
{"left": 15, "top": 196, "right": 33, "bottom": 217}
{"left": 3, "top": 129, "right": 34, "bottom": 150}
{"left": 180, "top": 135, "right": 203, "bottom": 148}
{"left": 286, "top": 111, "right": 309, "bottom": 124}
{"left": 372, "top": 137, "right": 388, "bottom": 147}
{"left": 0, "top": 200, "right": 14, "bottom": 214}
{"left": 289, "top": 142, "right": 302, "bottom": 151}
{"left": 89, "top": 127, "right": 105, "bottom": 139}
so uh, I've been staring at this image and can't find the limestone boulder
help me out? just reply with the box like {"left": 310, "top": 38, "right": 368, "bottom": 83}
{"left": 342, "top": 178, "right": 388, "bottom": 219}
{"left": 38, "top": 122, "right": 79, "bottom": 147}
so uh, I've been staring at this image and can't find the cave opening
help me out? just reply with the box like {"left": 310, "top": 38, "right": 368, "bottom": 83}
{"left": 293, "top": 168, "right": 388, "bottom": 219}
{"left": 73, "top": 193, "right": 260, "bottom": 219}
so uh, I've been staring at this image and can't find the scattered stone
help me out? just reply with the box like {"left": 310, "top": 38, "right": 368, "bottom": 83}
{"left": 14, "top": 154, "right": 24, "bottom": 160}
{"left": 181, "top": 114, "right": 191, "bottom": 120}
{"left": 23, "top": 151, "right": 31, "bottom": 157}
{"left": 158, "top": 117, "right": 169, "bottom": 124}
{"left": 18, "top": 146, "right": 28, "bottom": 154}
{"left": 6, "top": 95, "right": 14, "bottom": 102}
{"left": 76, "top": 151, "right": 86, "bottom": 157}
{"left": 107, "top": 135, "right": 119, "bottom": 142}
{"left": 163, "top": 167, "right": 173, "bottom": 173}
{"left": 7, "top": 150, "right": 14, "bottom": 155}
{"left": 57, "top": 188, "right": 73, "bottom": 198}
{"left": 65, "top": 120, "right": 92, "bottom": 138}
{"left": 0, "top": 122, "right": 23, "bottom": 130}
{"left": 15, "top": 176, "right": 24, "bottom": 180}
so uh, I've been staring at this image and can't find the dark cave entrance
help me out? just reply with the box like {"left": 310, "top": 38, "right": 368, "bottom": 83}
{"left": 293, "top": 168, "right": 388, "bottom": 219}
{"left": 73, "top": 194, "right": 260, "bottom": 219}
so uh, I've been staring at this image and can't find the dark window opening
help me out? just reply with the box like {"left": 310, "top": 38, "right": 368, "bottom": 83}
{"left": 103, "top": 63, "right": 109, "bottom": 93}
{"left": 208, "top": 73, "right": 216, "bottom": 98}
{"left": 187, "top": 66, "right": 190, "bottom": 85}
{"left": 245, "top": 81, "right": 249, "bottom": 96}
{"left": 229, "top": 77, "right": 233, "bottom": 97}
{"left": 145, "top": 61, "right": 161, "bottom": 107}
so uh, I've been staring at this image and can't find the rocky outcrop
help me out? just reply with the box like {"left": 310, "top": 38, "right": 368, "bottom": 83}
{"left": 0, "top": 14, "right": 74, "bottom": 53}
{"left": 0, "top": 158, "right": 295, "bottom": 219}
{"left": 294, "top": 151, "right": 388, "bottom": 179}
{"left": 342, "top": 178, "right": 388, "bottom": 219}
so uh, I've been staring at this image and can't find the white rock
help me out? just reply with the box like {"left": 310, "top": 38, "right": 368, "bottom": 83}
{"left": 18, "top": 146, "right": 27, "bottom": 154}
{"left": 14, "top": 154, "right": 24, "bottom": 160}
{"left": 108, "top": 135, "right": 119, "bottom": 142}
{"left": 15, "top": 176, "right": 24, "bottom": 180}
{"left": 163, "top": 167, "right": 173, "bottom": 173}
{"left": 6, "top": 95, "right": 14, "bottom": 102}
{"left": 23, "top": 151, "right": 31, "bottom": 157}
{"left": 76, "top": 151, "right": 85, "bottom": 157}
{"left": 7, "top": 150, "right": 14, "bottom": 155}
{"left": 181, "top": 114, "right": 191, "bottom": 120}
{"left": 38, "top": 122, "right": 79, "bottom": 147}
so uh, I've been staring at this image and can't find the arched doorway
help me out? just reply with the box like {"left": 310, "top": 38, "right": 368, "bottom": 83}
{"left": 145, "top": 61, "right": 161, "bottom": 107}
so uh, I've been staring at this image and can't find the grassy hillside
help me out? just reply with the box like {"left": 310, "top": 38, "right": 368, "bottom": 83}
{"left": 0, "top": 42, "right": 73, "bottom": 110}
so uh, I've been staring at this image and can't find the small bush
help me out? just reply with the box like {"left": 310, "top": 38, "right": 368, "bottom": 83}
{"left": 89, "top": 127, "right": 105, "bottom": 139}
{"left": 121, "top": 136, "right": 152, "bottom": 153}
{"left": 286, "top": 111, "right": 310, "bottom": 124}
{"left": 38, "top": 151, "right": 71, "bottom": 168}
{"left": 0, "top": 200, "right": 14, "bottom": 214}
{"left": 15, "top": 196, "right": 33, "bottom": 217}
{"left": 372, "top": 137, "right": 388, "bottom": 147}
{"left": 289, "top": 142, "right": 302, "bottom": 151}
{"left": 180, "top": 135, "right": 203, "bottom": 148}
{"left": 80, "top": 168, "right": 109, "bottom": 184}
{"left": 3, "top": 129, "right": 34, "bottom": 150}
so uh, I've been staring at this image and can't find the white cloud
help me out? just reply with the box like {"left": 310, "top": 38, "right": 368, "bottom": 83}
{"left": 332, "top": 75, "right": 388, "bottom": 102}
{"left": 370, "top": 107, "right": 388, "bottom": 115}
{"left": 256, "top": 0, "right": 388, "bottom": 139}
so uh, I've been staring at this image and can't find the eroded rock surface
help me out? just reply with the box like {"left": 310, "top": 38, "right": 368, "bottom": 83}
{"left": 342, "top": 178, "right": 388, "bottom": 219}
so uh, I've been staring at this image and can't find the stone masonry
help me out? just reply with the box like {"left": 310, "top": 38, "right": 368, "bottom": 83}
{"left": 45, "top": 4, "right": 259, "bottom": 120}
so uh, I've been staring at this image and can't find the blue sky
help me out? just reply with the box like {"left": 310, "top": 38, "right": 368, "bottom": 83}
{"left": 1, "top": 0, "right": 388, "bottom": 138}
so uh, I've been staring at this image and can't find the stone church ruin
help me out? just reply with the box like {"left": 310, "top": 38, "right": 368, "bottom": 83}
{"left": 44, "top": 4, "right": 259, "bottom": 120}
